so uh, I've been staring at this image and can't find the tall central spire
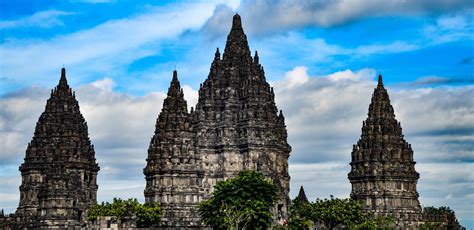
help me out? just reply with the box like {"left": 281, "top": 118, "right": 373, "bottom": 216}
{"left": 223, "top": 13, "right": 251, "bottom": 61}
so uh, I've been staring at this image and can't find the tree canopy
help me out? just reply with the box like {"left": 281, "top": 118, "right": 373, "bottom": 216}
{"left": 198, "top": 170, "right": 278, "bottom": 230}
{"left": 87, "top": 198, "right": 161, "bottom": 227}
{"left": 287, "top": 195, "right": 393, "bottom": 230}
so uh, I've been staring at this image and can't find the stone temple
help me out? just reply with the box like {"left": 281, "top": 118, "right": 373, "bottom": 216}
{"left": 1, "top": 13, "right": 464, "bottom": 230}
{"left": 144, "top": 13, "right": 291, "bottom": 228}
{"left": 348, "top": 75, "right": 422, "bottom": 227}
{"left": 14, "top": 68, "right": 100, "bottom": 228}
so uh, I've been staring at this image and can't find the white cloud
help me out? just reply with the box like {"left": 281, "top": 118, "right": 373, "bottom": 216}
{"left": 423, "top": 12, "right": 474, "bottom": 44}
{"left": 252, "top": 33, "right": 422, "bottom": 78}
{"left": 91, "top": 77, "right": 115, "bottom": 92}
{"left": 0, "top": 10, "right": 75, "bottom": 29}
{"left": 282, "top": 66, "right": 309, "bottom": 88}
{"left": 355, "top": 41, "right": 419, "bottom": 56}
{"left": 203, "top": 0, "right": 474, "bottom": 35}
{"left": 0, "top": 2, "right": 218, "bottom": 92}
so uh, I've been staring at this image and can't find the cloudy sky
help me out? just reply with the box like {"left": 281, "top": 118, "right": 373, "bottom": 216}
{"left": 1, "top": 0, "right": 473, "bottom": 227}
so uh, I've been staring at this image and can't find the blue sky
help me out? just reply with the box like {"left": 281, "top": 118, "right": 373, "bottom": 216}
{"left": 1, "top": 0, "right": 473, "bottom": 228}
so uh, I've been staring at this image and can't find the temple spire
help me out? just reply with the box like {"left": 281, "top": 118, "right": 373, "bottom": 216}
{"left": 296, "top": 186, "right": 309, "bottom": 203}
{"left": 223, "top": 13, "right": 251, "bottom": 60}
{"left": 161, "top": 70, "right": 188, "bottom": 116}
{"left": 168, "top": 70, "right": 181, "bottom": 97}
{"left": 232, "top": 13, "right": 242, "bottom": 29}
{"left": 58, "top": 67, "right": 69, "bottom": 90}
{"left": 214, "top": 47, "right": 220, "bottom": 60}
{"left": 173, "top": 69, "right": 178, "bottom": 81}
{"left": 368, "top": 74, "right": 395, "bottom": 119}
{"left": 377, "top": 74, "right": 384, "bottom": 88}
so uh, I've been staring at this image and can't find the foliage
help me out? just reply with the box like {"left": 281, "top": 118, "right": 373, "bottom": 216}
{"left": 87, "top": 198, "right": 161, "bottom": 227}
{"left": 135, "top": 202, "right": 162, "bottom": 227}
{"left": 286, "top": 195, "right": 393, "bottom": 230}
{"left": 312, "top": 196, "right": 394, "bottom": 230}
{"left": 422, "top": 206, "right": 455, "bottom": 216}
{"left": 287, "top": 195, "right": 312, "bottom": 230}
{"left": 312, "top": 196, "right": 366, "bottom": 229}
{"left": 198, "top": 170, "right": 278, "bottom": 230}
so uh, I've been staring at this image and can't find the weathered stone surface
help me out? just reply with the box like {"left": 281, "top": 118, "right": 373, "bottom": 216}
{"left": 144, "top": 70, "right": 204, "bottom": 227}
{"left": 144, "top": 14, "right": 291, "bottom": 227}
{"left": 15, "top": 68, "right": 100, "bottom": 228}
{"left": 348, "top": 75, "right": 422, "bottom": 228}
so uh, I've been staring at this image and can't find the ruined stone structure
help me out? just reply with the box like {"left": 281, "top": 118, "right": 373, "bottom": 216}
{"left": 348, "top": 75, "right": 422, "bottom": 227}
{"left": 14, "top": 68, "right": 100, "bottom": 228}
{"left": 144, "top": 14, "right": 291, "bottom": 227}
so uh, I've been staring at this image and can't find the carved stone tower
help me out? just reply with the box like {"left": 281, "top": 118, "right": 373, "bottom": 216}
{"left": 348, "top": 75, "right": 421, "bottom": 227}
{"left": 144, "top": 14, "right": 291, "bottom": 227}
{"left": 144, "top": 70, "right": 204, "bottom": 227}
{"left": 192, "top": 13, "right": 291, "bottom": 223}
{"left": 16, "top": 68, "right": 100, "bottom": 228}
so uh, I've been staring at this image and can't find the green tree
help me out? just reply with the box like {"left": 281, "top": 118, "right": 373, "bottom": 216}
{"left": 311, "top": 196, "right": 393, "bottom": 230}
{"left": 87, "top": 198, "right": 161, "bottom": 227}
{"left": 286, "top": 195, "right": 393, "bottom": 230}
{"left": 287, "top": 195, "right": 312, "bottom": 229}
{"left": 198, "top": 170, "right": 278, "bottom": 230}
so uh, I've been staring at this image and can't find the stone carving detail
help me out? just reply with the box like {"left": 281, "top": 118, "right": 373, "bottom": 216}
{"left": 348, "top": 75, "right": 421, "bottom": 228}
{"left": 15, "top": 68, "right": 100, "bottom": 228}
{"left": 144, "top": 14, "right": 291, "bottom": 227}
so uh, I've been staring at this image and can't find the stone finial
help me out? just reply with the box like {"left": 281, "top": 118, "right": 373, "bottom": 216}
{"left": 215, "top": 47, "right": 220, "bottom": 60}
{"left": 377, "top": 74, "right": 384, "bottom": 87}
{"left": 232, "top": 13, "right": 242, "bottom": 29}
{"left": 168, "top": 70, "right": 182, "bottom": 98}
{"left": 173, "top": 69, "right": 178, "bottom": 81}
{"left": 254, "top": 50, "right": 259, "bottom": 64}
{"left": 58, "top": 67, "right": 69, "bottom": 90}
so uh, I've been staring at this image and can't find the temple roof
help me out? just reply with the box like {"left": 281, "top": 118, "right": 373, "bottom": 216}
{"left": 22, "top": 67, "right": 98, "bottom": 170}
{"left": 350, "top": 74, "right": 417, "bottom": 169}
